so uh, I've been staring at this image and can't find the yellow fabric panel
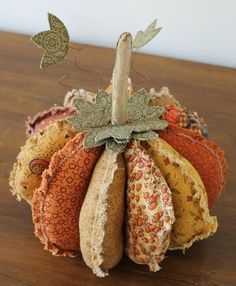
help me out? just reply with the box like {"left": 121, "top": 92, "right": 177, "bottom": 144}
{"left": 143, "top": 138, "right": 217, "bottom": 250}
{"left": 9, "top": 120, "right": 75, "bottom": 204}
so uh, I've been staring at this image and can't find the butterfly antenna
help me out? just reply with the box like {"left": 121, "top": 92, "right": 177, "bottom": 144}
{"left": 57, "top": 57, "right": 75, "bottom": 89}
{"left": 71, "top": 44, "right": 104, "bottom": 90}
{"left": 130, "top": 52, "right": 150, "bottom": 86}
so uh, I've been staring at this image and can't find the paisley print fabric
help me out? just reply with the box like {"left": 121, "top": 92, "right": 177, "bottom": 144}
{"left": 9, "top": 120, "right": 75, "bottom": 204}
{"left": 32, "top": 133, "right": 102, "bottom": 256}
{"left": 159, "top": 124, "right": 228, "bottom": 207}
{"left": 124, "top": 140, "right": 175, "bottom": 271}
{"left": 144, "top": 138, "right": 217, "bottom": 250}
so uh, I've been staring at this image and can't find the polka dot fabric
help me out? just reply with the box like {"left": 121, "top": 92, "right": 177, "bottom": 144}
{"left": 158, "top": 124, "right": 228, "bottom": 207}
{"left": 32, "top": 133, "right": 103, "bottom": 257}
{"left": 124, "top": 140, "right": 175, "bottom": 271}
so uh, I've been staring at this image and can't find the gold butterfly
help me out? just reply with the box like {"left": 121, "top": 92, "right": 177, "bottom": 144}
{"left": 133, "top": 19, "right": 162, "bottom": 50}
{"left": 31, "top": 13, "right": 69, "bottom": 68}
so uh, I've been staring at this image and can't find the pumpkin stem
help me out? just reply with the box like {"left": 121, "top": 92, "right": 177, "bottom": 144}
{"left": 111, "top": 32, "right": 132, "bottom": 125}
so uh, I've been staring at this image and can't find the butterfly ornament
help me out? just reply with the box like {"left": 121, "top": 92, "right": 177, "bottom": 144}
{"left": 32, "top": 13, "right": 161, "bottom": 69}
{"left": 31, "top": 13, "right": 69, "bottom": 68}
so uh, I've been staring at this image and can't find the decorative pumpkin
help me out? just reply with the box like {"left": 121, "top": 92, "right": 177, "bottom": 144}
{"left": 9, "top": 14, "right": 228, "bottom": 277}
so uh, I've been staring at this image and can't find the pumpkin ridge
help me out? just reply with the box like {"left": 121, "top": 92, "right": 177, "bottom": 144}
{"left": 9, "top": 120, "right": 76, "bottom": 203}
{"left": 19, "top": 121, "right": 75, "bottom": 158}
{"left": 32, "top": 133, "right": 102, "bottom": 256}
{"left": 144, "top": 138, "right": 218, "bottom": 250}
{"left": 159, "top": 124, "right": 228, "bottom": 207}
{"left": 90, "top": 151, "right": 119, "bottom": 277}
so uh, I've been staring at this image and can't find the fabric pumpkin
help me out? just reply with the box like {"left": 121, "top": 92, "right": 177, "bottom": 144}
{"left": 9, "top": 120, "right": 76, "bottom": 203}
{"left": 32, "top": 133, "right": 103, "bottom": 256}
{"left": 124, "top": 140, "right": 175, "bottom": 271}
{"left": 9, "top": 18, "right": 228, "bottom": 278}
{"left": 159, "top": 124, "right": 228, "bottom": 207}
{"left": 143, "top": 138, "right": 218, "bottom": 250}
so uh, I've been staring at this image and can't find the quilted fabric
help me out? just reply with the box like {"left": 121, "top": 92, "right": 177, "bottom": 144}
{"left": 159, "top": 124, "right": 228, "bottom": 207}
{"left": 32, "top": 133, "right": 102, "bottom": 256}
{"left": 124, "top": 140, "right": 175, "bottom": 271}
{"left": 143, "top": 138, "right": 218, "bottom": 250}
{"left": 9, "top": 120, "right": 75, "bottom": 203}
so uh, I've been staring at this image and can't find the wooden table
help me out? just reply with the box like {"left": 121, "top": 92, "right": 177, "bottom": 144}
{"left": 0, "top": 31, "right": 235, "bottom": 286}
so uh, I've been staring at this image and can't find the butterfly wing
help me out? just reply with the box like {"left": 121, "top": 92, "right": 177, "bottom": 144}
{"left": 40, "top": 51, "right": 67, "bottom": 69}
{"left": 48, "top": 13, "right": 69, "bottom": 42}
{"left": 133, "top": 19, "right": 162, "bottom": 50}
{"left": 31, "top": 13, "right": 69, "bottom": 68}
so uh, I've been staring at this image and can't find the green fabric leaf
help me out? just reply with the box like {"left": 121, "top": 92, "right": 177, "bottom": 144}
{"left": 132, "top": 130, "right": 157, "bottom": 141}
{"left": 93, "top": 119, "right": 167, "bottom": 146}
{"left": 83, "top": 128, "right": 106, "bottom": 148}
{"left": 95, "top": 125, "right": 132, "bottom": 142}
{"left": 71, "top": 90, "right": 111, "bottom": 131}
{"left": 68, "top": 88, "right": 168, "bottom": 152}
{"left": 127, "top": 89, "right": 165, "bottom": 122}
{"left": 106, "top": 139, "right": 127, "bottom": 153}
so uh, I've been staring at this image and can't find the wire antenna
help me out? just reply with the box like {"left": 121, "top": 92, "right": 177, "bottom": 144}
{"left": 58, "top": 44, "right": 104, "bottom": 90}
{"left": 130, "top": 52, "right": 150, "bottom": 86}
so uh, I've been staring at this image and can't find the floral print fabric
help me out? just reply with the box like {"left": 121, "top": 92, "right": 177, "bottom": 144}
{"left": 32, "top": 133, "right": 102, "bottom": 256}
{"left": 124, "top": 140, "right": 175, "bottom": 271}
{"left": 9, "top": 120, "right": 75, "bottom": 203}
{"left": 159, "top": 124, "right": 228, "bottom": 207}
{"left": 144, "top": 138, "right": 217, "bottom": 250}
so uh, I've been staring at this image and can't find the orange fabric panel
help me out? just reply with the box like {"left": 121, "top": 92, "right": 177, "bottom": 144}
{"left": 32, "top": 133, "right": 103, "bottom": 256}
{"left": 124, "top": 140, "right": 175, "bottom": 271}
{"left": 159, "top": 124, "right": 228, "bottom": 207}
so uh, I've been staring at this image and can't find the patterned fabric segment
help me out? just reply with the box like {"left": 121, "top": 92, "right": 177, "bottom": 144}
{"left": 32, "top": 133, "right": 102, "bottom": 257}
{"left": 149, "top": 88, "right": 209, "bottom": 138}
{"left": 79, "top": 151, "right": 126, "bottom": 277}
{"left": 124, "top": 140, "right": 175, "bottom": 271}
{"left": 144, "top": 138, "right": 218, "bottom": 250}
{"left": 159, "top": 124, "right": 228, "bottom": 207}
{"left": 9, "top": 121, "right": 75, "bottom": 204}
{"left": 25, "top": 105, "right": 75, "bottom": 137}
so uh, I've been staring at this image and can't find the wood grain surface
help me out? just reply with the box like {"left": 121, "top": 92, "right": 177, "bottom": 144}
{"left": 0, "top": 31, "right": 235, "bottom": 286}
